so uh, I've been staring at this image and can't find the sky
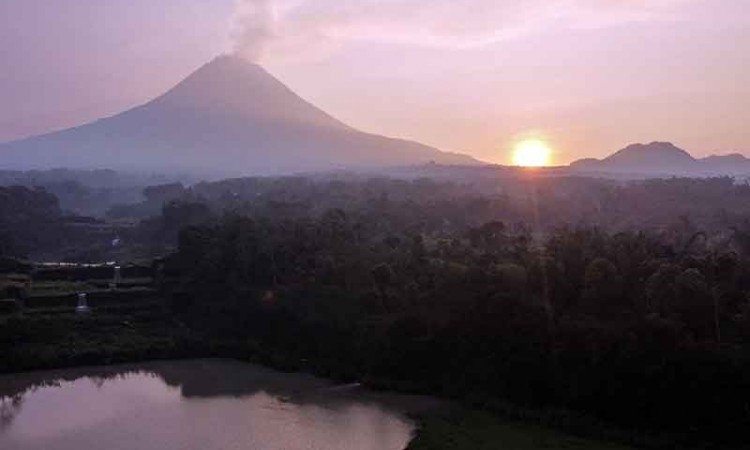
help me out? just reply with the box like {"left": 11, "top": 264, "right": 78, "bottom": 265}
{"left": 1, "top": 0, "right": 749, "bottom": 165}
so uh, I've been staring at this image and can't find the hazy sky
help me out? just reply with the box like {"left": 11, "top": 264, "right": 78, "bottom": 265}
{"left": 1, "top": 0, "right": 749, "bottom": 164}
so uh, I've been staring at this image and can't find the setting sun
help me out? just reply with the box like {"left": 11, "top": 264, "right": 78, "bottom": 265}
{"left": 512, "top": 139, "right": 552, "bottom": 167}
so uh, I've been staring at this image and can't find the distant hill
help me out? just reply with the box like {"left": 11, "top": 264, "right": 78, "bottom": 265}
{"left": 571, "top": 142, "right": 750, "bottom": 176}
{"left": 0, "top": 55, "right": 479, "bottom": 176}
{"left": 699, "top": 153, "right": 750, "bottom": 174}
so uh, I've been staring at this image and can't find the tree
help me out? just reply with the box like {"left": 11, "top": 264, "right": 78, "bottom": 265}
{"left": 579, "top": 257, "right": 623, "bottom": 318}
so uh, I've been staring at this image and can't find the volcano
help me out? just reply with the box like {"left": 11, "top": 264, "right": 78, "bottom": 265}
{"left": 0, "top": 56, "right": 478, "bottom": 175}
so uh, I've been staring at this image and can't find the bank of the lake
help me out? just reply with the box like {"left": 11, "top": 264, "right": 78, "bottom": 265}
{"left": 0, "top": 310, "right": 730, "bottom": 450}
{"left": 0, "top": 358, "right": 640, "bottom": 450}
{"left": 0, "top": 312, "right": 644, "bottom": 450}
{"left": 0, "top": 359, "right": 434, "bottom": 450}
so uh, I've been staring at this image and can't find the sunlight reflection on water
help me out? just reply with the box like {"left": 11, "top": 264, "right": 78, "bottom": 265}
{"left": 0, "top": 359, "right": 440, "bottom": 450}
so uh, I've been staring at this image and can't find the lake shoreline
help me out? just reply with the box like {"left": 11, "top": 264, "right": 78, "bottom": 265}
{"left": 0, "top": 359, "right": 428, "bottom": 450}
{"left": 1, "top": 357, "right": 642, "bottom": 450}
{"left": 0, "top": 330, "right": 697, "bottom": 450}
{"left": 0, "top": 309, "right": 738, "bottom": 450}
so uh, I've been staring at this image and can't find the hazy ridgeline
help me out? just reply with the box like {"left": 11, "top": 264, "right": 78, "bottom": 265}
{"left": 0, "top": 169, "right": 193, "bottom": 217}
{"left": 5, "top": 170, "right": 750, "bottom": 260}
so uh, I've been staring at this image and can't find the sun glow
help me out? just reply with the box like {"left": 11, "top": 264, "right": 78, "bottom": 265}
{"left": 512, "top": 139, "right": 552, "bottom": 167}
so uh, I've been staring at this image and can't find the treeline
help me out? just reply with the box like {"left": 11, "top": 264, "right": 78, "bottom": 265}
{"left": 0, "top": 185, "right": 151, "bottom": 262}
{"left": 8, "top": 172, "right": 750, "bottom": 261}
{"left": 0, "top": 186, "right": 65, "bottom": 258}
{"left": 128, "top": 174, "right": 750, "bottom": 240}
{"left": 0, "top": 168, "right": 190, "bottom": 216}
{"left": 161, "top": 205, "right": 750, "bottom": 444}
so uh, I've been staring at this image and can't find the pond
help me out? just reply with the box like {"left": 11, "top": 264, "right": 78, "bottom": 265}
{"left": 0, "top": 359, "right": 441, "bottom": 450}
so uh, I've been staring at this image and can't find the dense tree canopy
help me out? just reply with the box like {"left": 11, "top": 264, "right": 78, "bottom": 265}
{"left": 159, "top": 197, "right": 750, "bottom": 442}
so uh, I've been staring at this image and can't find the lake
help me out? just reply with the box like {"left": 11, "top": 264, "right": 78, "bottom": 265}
{"left": 0, "top": 359, "right": 442, "bottom": 450}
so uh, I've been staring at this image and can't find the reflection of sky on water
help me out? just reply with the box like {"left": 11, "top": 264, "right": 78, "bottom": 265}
{"left": 0, "top": 360, "right": 441, "bottom": 450}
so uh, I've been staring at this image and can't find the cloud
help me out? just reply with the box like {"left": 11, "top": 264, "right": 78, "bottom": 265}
{"left": 230, "top": 0, "right": 688, "bottom": 62}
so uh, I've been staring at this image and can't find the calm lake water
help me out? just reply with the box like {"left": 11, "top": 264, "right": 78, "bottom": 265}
{"left": 0, "top": 359, "right": 441, "bottom": 450}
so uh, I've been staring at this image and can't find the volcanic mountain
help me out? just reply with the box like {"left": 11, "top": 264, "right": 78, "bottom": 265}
{"left": 0, "top": 56, "right": 478, "bottom": 175}
{"left": 571, "top": 142, "right": 750, "bottom": 176}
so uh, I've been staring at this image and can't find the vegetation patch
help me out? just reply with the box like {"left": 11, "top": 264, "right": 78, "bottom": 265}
{"left": 407, "top": 409, "right": 634, "bottom": 450}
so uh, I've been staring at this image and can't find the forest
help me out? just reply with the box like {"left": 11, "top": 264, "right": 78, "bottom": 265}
{"left": 161, "top": 207, "right": 750, "bottom": 445}
{"left": 4, "top": 171, "right": 750, "bottom": 447}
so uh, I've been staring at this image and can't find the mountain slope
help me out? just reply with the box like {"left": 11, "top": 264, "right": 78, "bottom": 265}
{"left": 571, "top": 142, "right": 750, "bottom": 176}
{"left": 699, "top": 153, "right": 750, "bottom": 174}
{"left": 0, "top": 56, "right": 478, "bottom": 175}
{"left": 571, "top": 142, "right": 698, "bottom": 174}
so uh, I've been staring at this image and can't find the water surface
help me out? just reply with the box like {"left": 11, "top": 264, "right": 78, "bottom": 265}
{"left": 0, "top": 359, "right": 440, "bottom": 450}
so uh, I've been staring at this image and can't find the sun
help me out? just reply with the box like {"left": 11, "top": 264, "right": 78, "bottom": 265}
{"left": 512, "top": 139, "right": 552, "bottom": 167}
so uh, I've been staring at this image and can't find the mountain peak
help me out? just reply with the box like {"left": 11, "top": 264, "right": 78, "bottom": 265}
{"left": 570, "top": 142, "right": 696, "bottom": 174}
{"left": 208, "top": 53, "right": 261, "bottom": 67}
{"left": 0, "top": 54, "right": 478, "bottom": 175}
{"left": 571, "top": 142, "right": 750, "bottom": 176}
{"left": 193, "top": 54, "right": 276, "bottom": 85}
{"left": 702, "top": 153, "right": 748, "bottom": 163}
{"left": 608, "top": 142, "right": 695, "bottom": 163}
{"left": 151, "top": 54, "right": 349, "bottom": 130}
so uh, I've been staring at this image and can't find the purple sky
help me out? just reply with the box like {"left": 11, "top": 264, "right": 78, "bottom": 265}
{"left": 2, "top": 0, "right": 749, "bottom": 164}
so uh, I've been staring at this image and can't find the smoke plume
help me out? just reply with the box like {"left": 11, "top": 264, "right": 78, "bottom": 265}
{"left": 230, "top": 0, "right": 686, "bottom": 63}
{"left": 231, "top": 0, "right": 276, "bottom": 62}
